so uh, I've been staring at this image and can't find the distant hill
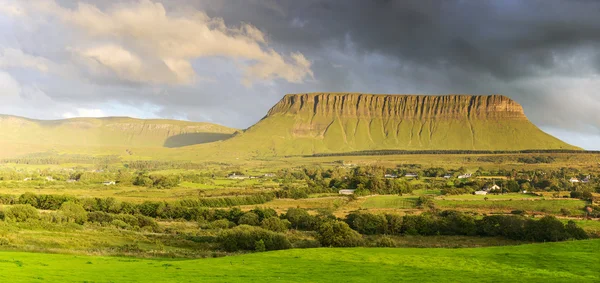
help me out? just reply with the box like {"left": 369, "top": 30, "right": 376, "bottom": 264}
{"left": 0, "top": 115, "right": 237, "bottom": 149}
{"left": 219, "top": 93, "right": 580, "bottom": 155}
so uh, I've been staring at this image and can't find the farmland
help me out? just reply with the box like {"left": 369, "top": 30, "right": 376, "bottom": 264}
{"left": 1, "top": 240, "right": 598, "bottom": 283}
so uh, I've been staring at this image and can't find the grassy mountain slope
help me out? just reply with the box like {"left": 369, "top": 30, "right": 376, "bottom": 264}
{"left": 1, "top": 240, "right": 598, "bottom": 282}
{"left": 0, "top": 115, "right": 237, "bottom": 150}
{"left": 218, "top": 93, "right": 579, "bottom": 156}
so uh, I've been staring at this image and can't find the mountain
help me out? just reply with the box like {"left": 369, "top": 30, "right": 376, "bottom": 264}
{"left": 0, "top": 115, "right": 237, "bottom": 149}
{"left": 220, "top": 93, "right": 579, "bottom": 155}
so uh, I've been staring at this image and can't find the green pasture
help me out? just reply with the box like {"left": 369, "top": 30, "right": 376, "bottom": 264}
{"left": 0, "top": 240, "right": 598, "bottom": 282}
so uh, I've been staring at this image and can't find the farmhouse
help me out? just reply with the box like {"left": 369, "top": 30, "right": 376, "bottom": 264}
{"left": 458, "top": 173, "right": 472, "bottom": 179}
{"left": 474, "top": 190, "right": 488, "bottom": 195}
{"left": 228, "top": 173, "right": 249, "bottom": 180}
{"left": 338, "top": 189, "right": 355, "bottom": 195}
{"left": 485, "top": 184, "right": 501, "bottom": 192}
{"left": 103, "top": 181, "right": 116, "bottom": 186}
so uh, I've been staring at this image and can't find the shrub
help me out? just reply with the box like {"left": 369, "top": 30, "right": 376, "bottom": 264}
{"left": 285, "top": 208, "right": 318, "bottom": 230}
{"left": 255, "top": 239, "right": 266, "bottom": 252}
{"left": 5, "top": 204, "right": 39, "bottom": 222}
{"left": 318, "top": 220, "right": 363, "bottom": 247}
{"left": 238, "top": 212, "right": 260, "bottom": 226}
{"left": 206, "top": 219, "right": 235, "bottom": 230}
{"left": 111, "top": 219, "right": 131, "bottom": 229}
{"left": 375, "top": 236, "right": 396, "bottom": 247}
{"left": 261, "top": 217, "right": 290, "bottom": 232}
{"left": 217, "top": 225, "right": 291, "bottom": 252}
{"left": 346, "top": 211, "right": 388, "bottom": 235}
{"left": 60, "top": 202, "right": 88, "bottom": 224}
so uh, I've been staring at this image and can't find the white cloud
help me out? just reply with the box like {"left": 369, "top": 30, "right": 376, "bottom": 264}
{"left": 62, "top": 108, "right": 106, "bottom": 119}
{"left": 0, "top": 48, "right": 50, "bottom": 72}
{"left": 0, "top": 71, "right": 21, "bottom": 97}
{"left": 26, "top": 0, "right": 312, "bottom": 85}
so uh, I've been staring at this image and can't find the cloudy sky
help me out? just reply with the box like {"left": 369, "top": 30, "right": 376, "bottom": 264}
{"left": 1, "top": 0, "right": 599, "bottom": 149}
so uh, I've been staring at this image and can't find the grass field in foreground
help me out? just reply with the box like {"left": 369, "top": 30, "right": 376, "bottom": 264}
{"left": 1, "top": 240, "right": 598, "bottom": 283}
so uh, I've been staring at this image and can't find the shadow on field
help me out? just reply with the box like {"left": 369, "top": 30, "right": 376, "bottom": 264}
{"left": 163, "top": 133, "right": 234, "bottom": 148}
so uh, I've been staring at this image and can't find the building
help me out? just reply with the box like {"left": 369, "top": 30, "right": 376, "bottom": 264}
{"left": 228, "top": 173, "right": 249, "bottom": 180}
{"left": 384, "top": 174, "right": 398, "bottom": 179}
{"left": 582, "top": 176, "right": 591, "bottom": 183}
{"left": 443, "top": 174, "right": 453, "bottom": 179}
{"left": 474, "top": 190, "right": 488, "bottom": 195}
{"left": 458, "top": 173, "right": 472, "bottom": 179}
{"left": 338, "top": 189, "right": 356, "bottom": 195}
{"left": 485, "top": 184, "right": 501, "bottom": 192}
{"left": 569, "top": 177, "right": 580, "bottom": 183}
{"left": 103, "top": 181, "right": 116, "bottom": 186}
{"left": 405, "top": 173, "right": 418, "bottom": 178}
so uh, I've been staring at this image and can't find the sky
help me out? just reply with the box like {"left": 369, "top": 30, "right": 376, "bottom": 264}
{"left": 0, "top": 0, "right": 599, "bottom": 149}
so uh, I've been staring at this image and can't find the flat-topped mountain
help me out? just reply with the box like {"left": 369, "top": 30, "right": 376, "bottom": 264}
{"left": 222, "top": 93, "right": 579, "bottom": 155}
{"left": 0, "top": 115, "right": 237, "bottom": 148}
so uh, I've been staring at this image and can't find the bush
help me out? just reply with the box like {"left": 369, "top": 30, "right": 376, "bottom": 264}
{"left": 217, "top": 225, "right": 291, "bottom": 252}
{"left": 111, "top": 219, "right": 131, "bottom": 229}
{"left": 285, "top": 208, "right": 318, "bottom": 230}
{"left": 60, "top": 202, "right": 88, "bottom": 224}
{"left": 206, "top": 219, "right": 235, "bottom": 230}
{"left": 261, "top": 217, "right": 290, "bottom": 232}
{"left": 238, "top": 212, "right": 260, "bottom": 226}
{"left": 375, "top": 236, "right": 396, "bottom": 247}
{"left": 4, "top": 204, "right": 39, "bottom": 222}
{"left": 318, "top": 220, "right": 363, "bottom": 247}
{"left": 346, "top": 211, "right": 388, "bottom": 235}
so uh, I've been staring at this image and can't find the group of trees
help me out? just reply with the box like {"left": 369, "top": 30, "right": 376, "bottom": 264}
{"left": 345, "top": 210, "right": 589, "bottom": 242}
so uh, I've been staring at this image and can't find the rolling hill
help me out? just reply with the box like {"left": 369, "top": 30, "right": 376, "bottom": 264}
{"left": 217, "top": 93, "right": 580, "bottom": 155}
{"left": 0, "top": 115, "right": 237, "bottom": 151}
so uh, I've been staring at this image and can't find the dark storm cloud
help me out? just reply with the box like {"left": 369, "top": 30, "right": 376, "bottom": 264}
{"left": 2, "top": 0, "right": 600, "bottom": 148}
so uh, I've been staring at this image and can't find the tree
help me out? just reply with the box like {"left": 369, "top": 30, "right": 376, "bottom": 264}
{"left": 60, "top": 201, "right": 88, "bottom": 224}
{"left": 261, "top": 217, "right": 290, "bottom": 232}
{"left": 4, "top": 204, "right": 39, "bottom": 222}
{"left": 318, "top": 220, "right": 363, "bottom": 247}
{"left": 238, "top": 212, "right": 260, "bottom": 226}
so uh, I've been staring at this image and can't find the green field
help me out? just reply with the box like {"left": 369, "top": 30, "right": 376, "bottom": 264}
{"left": 1, "top": 240, "right": 598, "bottom": 282}
{"left": 434, "top": 199, "right": 587, "bottom": 215}
{"left": 361, "top": 195, "right": 418, "bottom": 209}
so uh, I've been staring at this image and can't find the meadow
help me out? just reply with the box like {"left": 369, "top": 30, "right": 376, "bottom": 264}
{"left": 0, "top": 240, "right": 598, "bottom": 282}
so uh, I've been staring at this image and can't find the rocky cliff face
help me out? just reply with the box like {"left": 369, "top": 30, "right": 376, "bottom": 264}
{"left": 267, "top": 93, "right": 526, "bottom": 120}
{"left": 227, "top": 92, "right": 579, "bottom": 154}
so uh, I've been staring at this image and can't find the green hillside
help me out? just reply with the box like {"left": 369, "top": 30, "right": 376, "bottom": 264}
{"left": 218, "top": 93, "right": 579, "bottom": 155}
{"left": 1, "top": 240, "right": 598, "bottom": 282}
{"left": 0, "top": 115, "right": 237, "bottom": 153}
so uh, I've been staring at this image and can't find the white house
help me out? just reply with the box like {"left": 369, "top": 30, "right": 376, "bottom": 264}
{"left": 405, "top": 173, "right": 418, "bottom": 178}
{"left": 569, "top": 177, "right": 580, "bottom": 183}
{"left": 458, "top": 173, "right": 472, "bottom": 179}
{"left": 443, "top": 174, "right": 453, "bottom": 179}
{"left": 474, "top": 191, "right": 488, "bottom": 195}
{"left": 103, "top": 181, "right": 116, "bottom": 186}
{"left": 338, "top": 189, "right": 356, "bottom": 195}
{"left": 485, "top": 184, "right": 501, "bottom": 192}
{"left": 228, "top": 173, "right": 249, "bottom": 180}
{"left": 384, "top": 174, "right": 398, "bottom": 179}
